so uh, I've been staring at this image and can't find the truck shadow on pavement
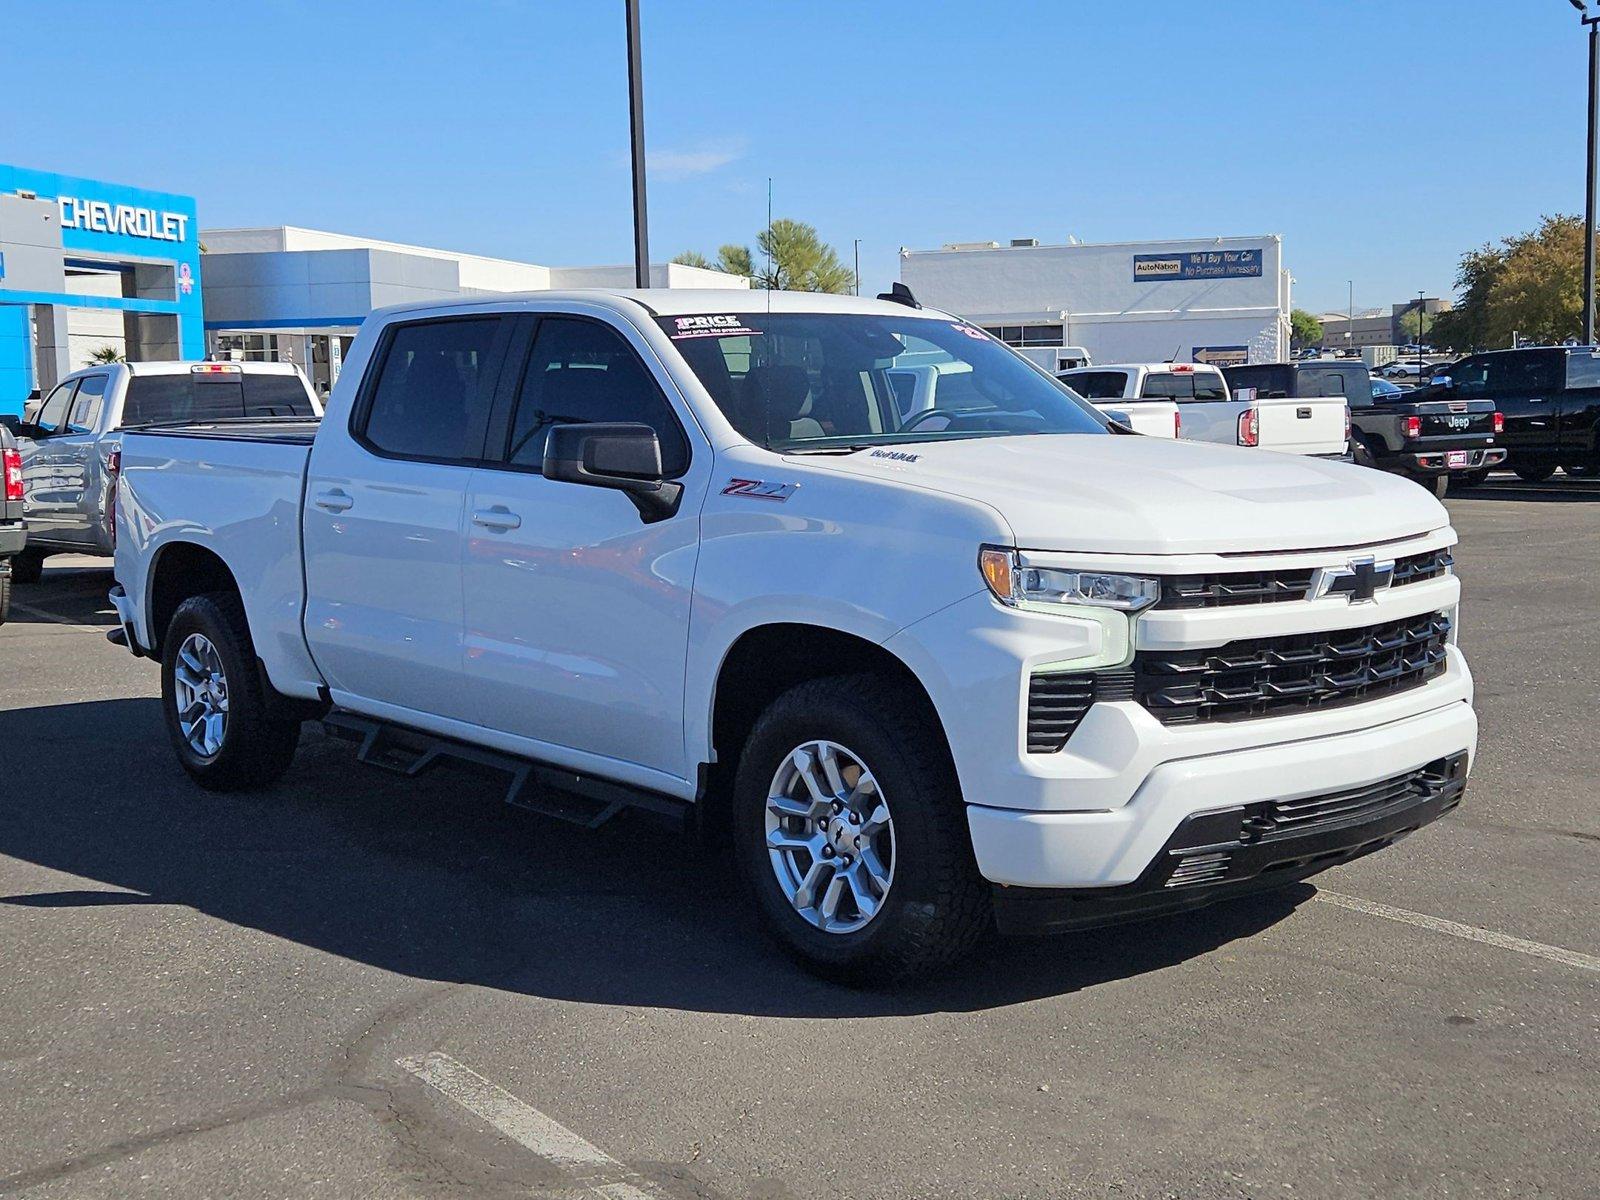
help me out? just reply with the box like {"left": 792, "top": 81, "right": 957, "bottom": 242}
{"left": 0, "top": 697, "right": 1310, "bottom": 1017}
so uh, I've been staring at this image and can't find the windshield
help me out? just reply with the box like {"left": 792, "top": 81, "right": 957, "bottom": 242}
{"left": 657, "top": 312, "right": 1109, "bottom": 451}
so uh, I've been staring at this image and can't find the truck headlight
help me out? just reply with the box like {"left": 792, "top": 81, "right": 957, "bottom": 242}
{"left": 980, "top": 548, "right": 1160, "bottom": 613}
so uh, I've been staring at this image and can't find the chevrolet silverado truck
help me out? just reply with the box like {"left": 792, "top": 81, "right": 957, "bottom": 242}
{"left": 8, "top": 360, "right": 320, "bottom": 582}
{"left": 110, "top": 290, "right": 1477, "bottom": 982}
{"left": 1058, "top": 362, "right": 1349, "bottom": 455}
{"left": 1224, "top": 361, "right": 1504, "bottom": 497}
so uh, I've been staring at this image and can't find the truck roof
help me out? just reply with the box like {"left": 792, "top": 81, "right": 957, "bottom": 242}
{"left": 118, "top": 360, "right": 306, "bottom": 376}
{"left": 1062, "top": 362, "right": 1225, "bottom": 374}
{"left": 371, "top": 288, "right": 956, "bottom": 323}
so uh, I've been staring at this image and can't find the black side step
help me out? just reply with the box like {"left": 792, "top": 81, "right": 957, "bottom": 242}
{"left": 322, "top": 711, "right": 692, "bottom": 832}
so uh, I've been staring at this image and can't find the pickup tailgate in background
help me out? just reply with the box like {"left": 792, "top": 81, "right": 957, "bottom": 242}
{"left": 115, "top": 423, "right": 318, "bottom": 691}
{"left": 1399, "top": 399, "right": 1498, "bottom": 440}
{"left": 1254, "top": 395, "right": 1347, "bottom": 456}
{"left": 1092, "top": 400, "right": 1179, "bottom": 439}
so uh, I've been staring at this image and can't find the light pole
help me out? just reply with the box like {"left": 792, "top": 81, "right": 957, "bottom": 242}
{"left": 1572, "top": 0, "right": 1600, "bottom": 343}
{"left": 853, "top": 239, "right": 861, "bottom": 296}
{"left": 1417, "top": 290, "right": 1427, "bottom": 355}
{"left": 625, "top": 0, "right": 650, "bottom": 289}
{"left": 1347, "top": 279, "right": 1354, "bottom": 355}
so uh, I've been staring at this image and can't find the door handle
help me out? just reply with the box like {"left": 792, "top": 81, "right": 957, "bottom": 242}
{"left": 471, "top": 506, "right": 522, "bottom": 532}
{"left": 313, "top": 488, "right": 354, "bottom": 513}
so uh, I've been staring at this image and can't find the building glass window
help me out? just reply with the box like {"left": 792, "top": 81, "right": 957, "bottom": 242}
{"left": 983, "top": 324, "right": 1065, "bottom": 348}
{"left": 214, "top": 333, "right": 281, "bottom": 362}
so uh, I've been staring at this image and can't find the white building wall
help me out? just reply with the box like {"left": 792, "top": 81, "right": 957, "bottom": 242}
{"left": 901, "top": 236, "right": 1288, "bottom": 365}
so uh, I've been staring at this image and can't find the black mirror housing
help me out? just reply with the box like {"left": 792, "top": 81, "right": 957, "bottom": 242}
{"left": 542, "top": 422, "right": 683, "bottom": 523}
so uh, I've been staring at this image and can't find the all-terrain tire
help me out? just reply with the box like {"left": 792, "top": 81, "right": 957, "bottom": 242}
{"left": 10, "top": 548, "right": 44, "bottom": 585}
{"left": 160, "top": 592, "right": 301, "bottom": 792}
{"left": 732, "top": 673, "right": 991, "bottom": 984}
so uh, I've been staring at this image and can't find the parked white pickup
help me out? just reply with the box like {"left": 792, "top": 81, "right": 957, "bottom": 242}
{"left": 110, "top": 289, "right": 1473, "bottom": 982}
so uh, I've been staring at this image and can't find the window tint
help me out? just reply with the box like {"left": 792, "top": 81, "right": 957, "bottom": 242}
{"left": 362, "top": 319, "right": 503, "bottom": 460}
{"left": 1060, "top": 371, "right": 1128, "bottom": 399}
{"left": 34, "top": 381, "right": 77, "bottom": 434}
{"left": 1452, "top": 357, "right": 1489, "bottom": 396}
{"left": 1567, "top": 351, "right": 1600, "bottom": 388}
{"left": 1299, "top": 368, "right": 1346, "bottom": 398}
{"left": 122, "top": 371, "right": 319, "bottom": 425}
{"left": 1484, "top": 351, "right": 1559, "bottom": 395}
{"left": 68, "top": 375, "right": 109, "bottom": 431}
{"left": 1140, "top": 373, "right": 1193, "bottom": 400}
{"left": 1192, "top": 371, "right": 1228, "bottom": 401}
{"left": 505, "top": 317, "right": 688, "bottom": 475}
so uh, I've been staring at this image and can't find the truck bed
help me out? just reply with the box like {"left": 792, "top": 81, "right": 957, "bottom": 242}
{"left": 122, "top": 418, "right": 322, "bottom": 445}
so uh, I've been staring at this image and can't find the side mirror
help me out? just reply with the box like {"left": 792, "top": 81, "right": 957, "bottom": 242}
{"left": 542, "top": 422, "right": 683, "bottom": 523}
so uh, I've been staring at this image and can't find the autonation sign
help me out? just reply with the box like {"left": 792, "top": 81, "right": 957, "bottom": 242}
{"left": 57, "top": 195, "right": 190, "bottom": 244}
{"left": 1134, "top": 249, "right": 1262, "bottom": 282}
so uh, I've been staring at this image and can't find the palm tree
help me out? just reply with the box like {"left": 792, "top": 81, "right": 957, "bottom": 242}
{"left": 84, "top": 345, "right": 124, "bottom": 366}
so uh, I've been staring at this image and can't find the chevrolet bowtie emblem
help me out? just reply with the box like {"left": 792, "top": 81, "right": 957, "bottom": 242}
{"left": 1310, "top": 556, "right": 1395, "bottom": 603}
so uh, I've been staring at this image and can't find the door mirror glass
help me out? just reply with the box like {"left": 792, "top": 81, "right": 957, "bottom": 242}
{"left": 542, "top": 422, "right": 683, "bottom": 523}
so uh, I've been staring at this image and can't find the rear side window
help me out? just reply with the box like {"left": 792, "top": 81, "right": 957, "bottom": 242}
{"left": 1192, "top": 370, "right": 1227, "bottom": 401}
{"left": 360, "top": 318, "right": 505, "bottom": 461}
{"left": 502, "top": 317, "right": 689, "bottom": 476}
{"left": 123, "top": 372, "right": 319, "bottom": 425}
{"left": 1061, "top": 370, "right": 1128, "bottom": 399}
{"left": 1567, "top": 352, "right": 1600, "bottom": 389}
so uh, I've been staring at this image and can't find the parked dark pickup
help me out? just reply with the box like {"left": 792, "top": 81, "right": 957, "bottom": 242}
{"left": 1223, "top": 361, "right": 1504, "bottom": 496}
{"left": 1414, "top": 345, "right": 1600, "bottom": 483}
{"left": 0, "top": 419, "right": 27, "bottom": 623}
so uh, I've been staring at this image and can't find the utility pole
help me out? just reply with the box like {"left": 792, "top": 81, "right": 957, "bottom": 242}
{"left": 625, "top": 0, "right": 650, "bottom": 289}
{"left": 853, "top": 239, "right": 861, "bottom": 296}
{"left": 1586, "top": 8, "right": 1600, "bottom": 342}
{"left": 1417, "top": 290, "right": 1427, "bottom": 354}
{"left": 1347, "top": 279, "right": 1354, "bottom": 355}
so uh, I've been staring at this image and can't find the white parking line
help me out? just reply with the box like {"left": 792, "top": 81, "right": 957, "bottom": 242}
{"left": 397, "top": 1052, "right": 661, "bottom": 1199}
{"left": 6, "top": 600, "right": 103, "bottom": 632}
{"left": 1316, "top": 890, "right": 1600, "bottom": 974}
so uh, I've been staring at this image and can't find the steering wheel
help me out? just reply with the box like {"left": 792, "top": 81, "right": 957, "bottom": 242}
{"left": 899, "top": 407, "right": 967, "bottom": 433}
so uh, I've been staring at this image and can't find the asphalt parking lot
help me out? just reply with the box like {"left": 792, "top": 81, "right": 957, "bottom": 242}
{"left": 1, "top": 477, "right": 1596, "bottom": 1200}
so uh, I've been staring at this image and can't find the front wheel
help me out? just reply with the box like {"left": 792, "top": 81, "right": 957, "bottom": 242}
{"left": 0, "top": 567, "right": 10, "bottom": 624}
{"left": 1514, "top": 462, "right": 1556, "bottom": 484}
{"left": 160, "top": 592, "right": 301, "bottom": 791}
{"left": 1564, "top": 461, "right": 1600, "bottom": 479}
{"left": 732, "top": 675, "right": 991, "bottom": 984}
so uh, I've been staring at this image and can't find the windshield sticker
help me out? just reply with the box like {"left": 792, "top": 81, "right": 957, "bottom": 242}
{"left": 670, "top": 314, "right": 761, "bottom": 339}
{"left": 951, "top": 322, "right": 988, "bottom": 341}
{"left": 722, "top": 478, "right": 797, "bottom": 502}
{"left": 869, "top": 448, "right": 919, "bottom": 464}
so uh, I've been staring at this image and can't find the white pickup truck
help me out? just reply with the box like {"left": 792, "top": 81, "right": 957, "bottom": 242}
{"left": 1058, "top": 362, "right": 1349, "bottom": 456}
{"left": 111, "top": 289, "right": 1476, "bottom": 982}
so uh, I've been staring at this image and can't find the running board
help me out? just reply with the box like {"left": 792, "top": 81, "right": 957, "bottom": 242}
{"left": 322, "top": 712, "right": 692, "bottom": 832}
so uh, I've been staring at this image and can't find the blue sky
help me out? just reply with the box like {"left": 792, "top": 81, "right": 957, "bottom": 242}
{"left": 0, "top": 0, "right": 1584, "bottom": 313}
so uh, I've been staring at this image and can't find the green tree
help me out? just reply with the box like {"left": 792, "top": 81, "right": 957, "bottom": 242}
{"left": 84, "top": 345, "right": 124, "bottom": 365}
{"left": 1290, "top": 309, "right": 1323, "bottom": 348}
{"left": 1397, "top": 306, "right": 1434, "bottom": 343}
{"left": 1431, "top": 214, "right": 1589, "bottom": 351}
{"left": 675, "top": 221, "right": 852, "bottom": 293}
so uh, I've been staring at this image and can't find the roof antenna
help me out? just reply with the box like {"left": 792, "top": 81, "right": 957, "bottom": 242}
{"left": 877, "top": 282, "right": 921, "bottom": 309}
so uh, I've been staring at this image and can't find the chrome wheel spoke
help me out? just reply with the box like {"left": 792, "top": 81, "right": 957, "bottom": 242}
{"left": 818, "top": 872, "right": 849, "bottom": 922}
{"left": 847, "top": 869, "right": 882, "bottom": 920}
{"left": 171, "top": 633, "right": 228, "bottom": 761}
{"left": 859, "top": 801, "right": 890, "bottom": 839}
{"left": 858, "top": 844, "right": 892, "bottom": 892}
{"left": 793, "top": 858, "right": 833, "bottom": 910}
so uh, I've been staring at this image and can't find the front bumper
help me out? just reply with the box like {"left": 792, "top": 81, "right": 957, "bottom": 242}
{"left": 966, "top": 696, "right": 1475, "bottom": 889}
{"left": 992, "top": 750, "right": 1467, "bottom": 934}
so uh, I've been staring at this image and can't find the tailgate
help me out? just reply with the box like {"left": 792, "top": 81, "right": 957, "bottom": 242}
{"left": 1255, "top": 396, "right": 1347, "bottom": 456}
{"left": 1412, "top": 402, "right": 1496, "bottom": 438}
{"left": 1093, "top": 400, "right": 1178, "bottom": 439}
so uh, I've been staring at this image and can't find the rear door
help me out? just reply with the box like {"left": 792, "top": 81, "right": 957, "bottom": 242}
{"left": 1467, "top": 350, "right": 1559, "bottom": 452}
{"left": 302, "top": 313, "right": 513, "bottom": 722}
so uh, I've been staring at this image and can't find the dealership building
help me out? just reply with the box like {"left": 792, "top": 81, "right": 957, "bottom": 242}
{"left": 0, "top": 163, "right": 203, "bottom": 416}
{"left": 200, "top": 226, "right": 747, "bottom": 394}
{"left": 899, "top": 235, "right": 1291, "bottom": 369}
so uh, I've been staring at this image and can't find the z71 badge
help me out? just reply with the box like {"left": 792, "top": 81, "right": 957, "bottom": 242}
{"left": 722, "top": 478, "right": 798, "bottom": 502}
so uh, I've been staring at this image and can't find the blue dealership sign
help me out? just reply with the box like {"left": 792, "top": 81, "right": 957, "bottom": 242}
{"left": 1134, "top": 249, "right": 1263, "bottom": 282}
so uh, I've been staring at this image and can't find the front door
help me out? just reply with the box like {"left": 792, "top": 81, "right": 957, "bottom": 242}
{"left": 18, "top": 378, "right": 78, "bottom": 542}
{"left": 1469, "top": 350, "right": 1560, "bottom": 453}
{"left": 51, "top": 373, "right": 110, "bottom": 547}
{"left": 460, "top": 313, "right": 705, "bottom": 786}
{"left": 302, "top": 314, "right": 512, "bottom": 722}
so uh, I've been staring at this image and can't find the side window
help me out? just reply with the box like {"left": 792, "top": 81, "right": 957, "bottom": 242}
{"left": 504, "top": 317, "right": 689, "bottom": 476}
{"left": 34, "top": 381, "right": 77, "bottom": 435}
{"left": 1453, "top": 357, "right": 1489, "bottom": 397}
{"left": 1300, "top": 369, "right": 1345, "bottom": 398}
{"left": 68, "top": 375, "right": 109, "bottom": 432}
{"left": 1567, "top": 351, "right": 1600, "bottom": 389}
{"left": 360, "top": 318, "right": 505, "bottom": 461}
{"left": 1061, "top": 371, "right": 1127, "bottom": 399}
{"left": 1192, "top": 371, "right": 1228, "bottom": 401}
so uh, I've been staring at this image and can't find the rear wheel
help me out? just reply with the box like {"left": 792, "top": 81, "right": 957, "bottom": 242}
{"left": 1564, "top": 461, "right": 1600, "bottom": 479}
{"left": 10, "top": 548, "right": 44, "bottom": 585}
{"left": 0, "top": 567, "right": 10, "bottom": 624}
{"left": 733, "top": 674, "right": 990, "bottom": 984}
{"left": 1426, "top": 473, "right": 1449, "bottom": 498}
{"left": 1513, "top": 461, "right": 1556, "bottom": 484}
{"left": 1350, "top": 438, "right": 1379, "bottom": 470}
{"left": 160, "top": 592, "right": 301, "bottom": 791}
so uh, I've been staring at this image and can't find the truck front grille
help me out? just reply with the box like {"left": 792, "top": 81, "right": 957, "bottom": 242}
{"left": 1130, "top": 610, "right": 1451, "bottom": 725}
{"left": 1158, "top": 547, "right": 1452, "bottom": 610}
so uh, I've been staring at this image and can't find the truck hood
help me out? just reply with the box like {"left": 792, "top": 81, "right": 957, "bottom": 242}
{"left": 795, "top": 435, "right": 1448, "bottom": 554}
